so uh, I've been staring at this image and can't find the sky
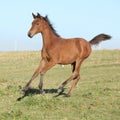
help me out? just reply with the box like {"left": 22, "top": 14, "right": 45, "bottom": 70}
{"left": 0, "top": 0, "right": 120, "bottom": 51}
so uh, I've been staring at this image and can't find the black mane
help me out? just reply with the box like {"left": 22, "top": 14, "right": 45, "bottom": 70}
{"left": 43, "top": 16, "right": 61, "bottom": 38}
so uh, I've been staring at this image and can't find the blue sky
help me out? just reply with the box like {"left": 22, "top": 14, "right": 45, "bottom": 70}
{"left": 0, "top": 0, "right": 120, "bottom": 51}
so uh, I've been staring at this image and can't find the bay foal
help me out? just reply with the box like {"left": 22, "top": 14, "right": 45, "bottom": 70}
{"left": 22, "top": 13, "right": 111, "bottom": 97}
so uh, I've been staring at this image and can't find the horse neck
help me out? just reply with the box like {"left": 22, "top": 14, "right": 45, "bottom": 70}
{"left": 41, "top": 26, "right": 59, "bottom": 47}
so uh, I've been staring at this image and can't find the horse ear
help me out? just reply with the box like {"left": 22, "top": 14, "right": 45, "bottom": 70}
{"left": 32, "top": 13, "right": 36, "bottom": 19}
{"left": 37, "top": 13, "right": 41, "bottom": 18}
{"left": 44, "top": 15, "right": 48, "bottom": 21}
{"left": 45, "top": 15, "right": 48, "bottom": 19}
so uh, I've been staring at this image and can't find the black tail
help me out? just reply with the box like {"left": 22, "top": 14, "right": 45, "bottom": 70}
{"left": 89, "top": 34, "right": 111, "bottom": 46}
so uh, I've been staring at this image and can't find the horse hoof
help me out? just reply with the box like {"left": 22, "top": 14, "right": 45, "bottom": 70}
{"left": 39, "top": 90, "right": 45, "bottom": 94}
{"left": 57, "top": 87, "right": 64, "bottom": 94}
{"left": 21, "top": 89, "right": 26, "bottom": 95}
{"left": 21, "top": 86, "right": 29, "bottom": 94}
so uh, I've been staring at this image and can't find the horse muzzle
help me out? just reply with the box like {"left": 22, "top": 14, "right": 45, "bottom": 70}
{"left": 28, "top": 32, "right": 33, "bottom": 38}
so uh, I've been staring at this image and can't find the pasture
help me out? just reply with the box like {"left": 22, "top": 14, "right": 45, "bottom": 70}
{"left": 0, "top": 50, "right": 120, "bottom": 120}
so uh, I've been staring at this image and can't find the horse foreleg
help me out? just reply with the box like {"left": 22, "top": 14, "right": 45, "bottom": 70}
{"left": 38, "top": 74, "right": 45, "bottom": 94}
{"left": 22, "top": 64, "right": 41, "bottom": 94}
{"left": 38, "top": 60, "right": 56, "bottom": 93}
{"left": 22, "top": 59, "right": 47, "bottom": 94}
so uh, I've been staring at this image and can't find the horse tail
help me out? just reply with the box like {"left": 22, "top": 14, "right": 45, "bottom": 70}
{"left": 89, "top": 34, "right": 111, "bottom": 46}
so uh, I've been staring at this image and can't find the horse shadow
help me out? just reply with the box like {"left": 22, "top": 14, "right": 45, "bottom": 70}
{"left": 17, "top": 88, "right": 66, "bottom": 101}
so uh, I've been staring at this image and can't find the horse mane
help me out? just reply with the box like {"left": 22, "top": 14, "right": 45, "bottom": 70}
{"left": 43, "top": 16, "right": 61, "bottom": 38}
{"left": 36, "top": 13, "right": 60, "bottom": 38}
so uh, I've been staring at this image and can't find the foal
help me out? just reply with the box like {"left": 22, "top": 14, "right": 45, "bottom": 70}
{"left": 22, "top": 13, "right": 111, "bottom": 97}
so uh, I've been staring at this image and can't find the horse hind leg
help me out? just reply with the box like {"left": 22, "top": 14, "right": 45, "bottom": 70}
{"left": 57, "top": 62, "right": 76, "bottom": 94}
{"left": 57, "top": 75, "right": 73, "bottom": 95}
{"left": 66, "top": 74, "right": 80, "bottom": 97}
{"left": 63, "top": 59, "right": 83, "bottom": 97}
{"left": 66, "top": 59, "right": 84, "bottom": 97}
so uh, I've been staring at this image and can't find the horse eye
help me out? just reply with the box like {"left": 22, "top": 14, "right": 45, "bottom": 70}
{"left": 36, "top": 23, "right": 40, "bottom": 25}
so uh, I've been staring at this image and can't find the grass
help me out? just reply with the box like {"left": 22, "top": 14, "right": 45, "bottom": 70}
{"left": 0, "top": 50, "right": 120, "bottom": 120}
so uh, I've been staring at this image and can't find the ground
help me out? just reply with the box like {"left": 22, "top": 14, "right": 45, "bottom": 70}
{"left": 0, "top": 50, "right": 120, "bottom": 120}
